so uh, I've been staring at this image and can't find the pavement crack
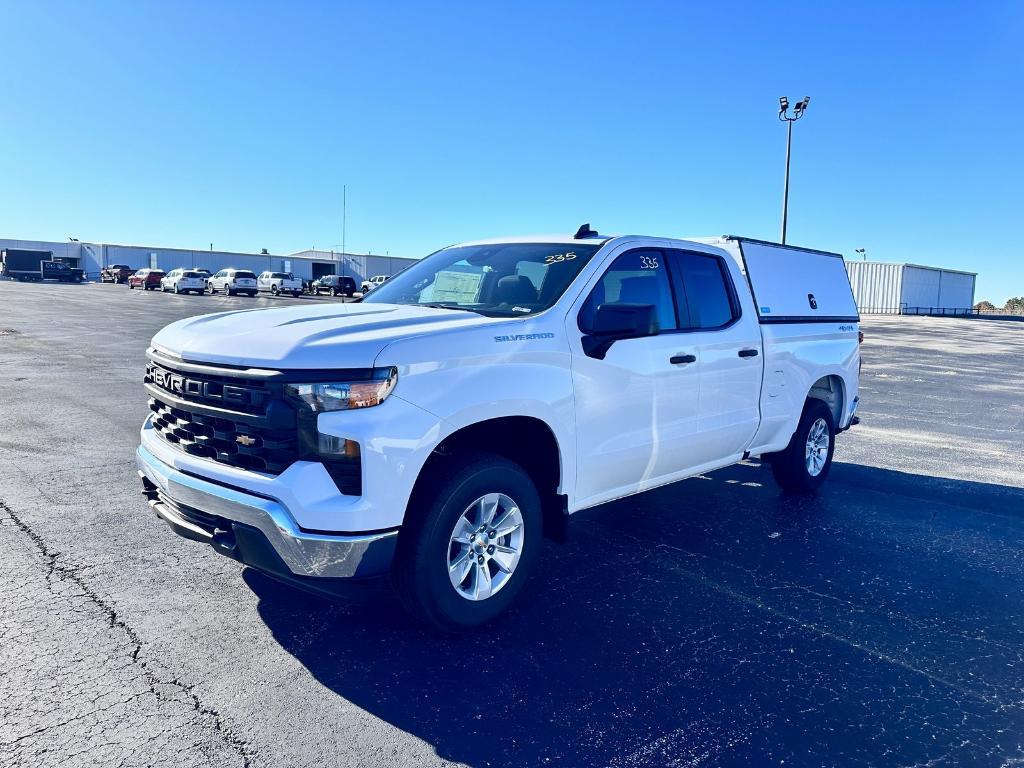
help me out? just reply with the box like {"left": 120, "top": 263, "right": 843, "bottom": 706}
{"left": 0, "top": 496, "right": 255, "bottom": 766}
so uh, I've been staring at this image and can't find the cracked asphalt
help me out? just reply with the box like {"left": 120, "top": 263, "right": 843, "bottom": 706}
{"left": 2, "top": 281, "right": 1023, "bottom": 767}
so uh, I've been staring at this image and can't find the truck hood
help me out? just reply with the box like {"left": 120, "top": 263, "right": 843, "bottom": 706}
{"left": 151, "top": 303, "right": 494, "bottom": 369}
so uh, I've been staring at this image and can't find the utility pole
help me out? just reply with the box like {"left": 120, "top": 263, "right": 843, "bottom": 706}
{"left": 778, "top": 96, "right": 810, "bottom": 244}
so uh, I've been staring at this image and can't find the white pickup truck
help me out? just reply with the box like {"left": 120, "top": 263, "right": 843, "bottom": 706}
{"left": 257, "top": 271, "right": 304, "bottom": 298}
{"left": 137, "top": 228, "right": 860, "bottom": 630}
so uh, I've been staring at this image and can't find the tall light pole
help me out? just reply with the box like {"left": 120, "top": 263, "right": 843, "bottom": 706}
{"left": 778, "top": 96, "right": 810, "bottom": 244}
{"left": 855, "top": 248, "right": 866, "bottom": 261}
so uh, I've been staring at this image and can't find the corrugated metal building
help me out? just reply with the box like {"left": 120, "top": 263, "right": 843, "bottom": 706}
{"left": 0, "top": 238, "right": 416, "bottom": 284}
{"left": 845, "top": 261, "right": 976, "bottom": 315}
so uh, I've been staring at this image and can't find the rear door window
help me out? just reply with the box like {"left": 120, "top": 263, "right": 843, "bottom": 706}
{"left": 667, "top": 251, "right": 739, "bottom": 330}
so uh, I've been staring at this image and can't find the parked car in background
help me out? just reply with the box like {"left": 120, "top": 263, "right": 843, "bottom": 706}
{"left": 194, "top": 268, "right": 213, "bottom": 279}
{"left": 160, "top": 268, "right": 208, "bottom": 295}
{"left": 257, "top": 271, "right": 303, "bottom": 297}
{"left": 312, "top": 274, "right": 358, "bottom": 297}
{"left": 128, "top": 268, "right": 165, "bottom": 290}
{"left": 1, "top": 249, "right": 86, "bottom": 282}
{"left": 360, "top": 274, "right": 390, "bottom": 293}
{"left": 101, "top": 264, "right": 136, "bottom": 284}
{"left": 208, "top": 269, "right": 258, "bottom": 297}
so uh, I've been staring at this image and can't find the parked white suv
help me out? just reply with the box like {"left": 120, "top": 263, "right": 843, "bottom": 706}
{"left": 138, "top": 229, "right": 860, "bottom": 630}
{"left": 208, "top": 269, "right": 258, "bottom": 297}
{"left": 258, "top": 271, "right": 303, "bottom": 297}
{"left": 360, "top": 274, "right": 389, "bottom": 293}
{"left": 160, "top": 268, "right": 208, "bottom": 295}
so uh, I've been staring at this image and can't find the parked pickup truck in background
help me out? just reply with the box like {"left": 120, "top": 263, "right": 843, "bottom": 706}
{"left": 137, "top": 227, "right": 860, "bottom": 631}
{"left": 101, "top": 264, "right": 136, "bottom": 283}
{"left": 1, "top": 249, "right": 85, "bottom": 282}
{"left": 360, "top": 274, "right": 390, "bottom": 293}
{"left": 258, "top": 271, "right": 304, "bottom": 297}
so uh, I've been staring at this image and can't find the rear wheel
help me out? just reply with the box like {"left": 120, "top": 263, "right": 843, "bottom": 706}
{"left": 271, "top": 285, "right": 279, "bottom": 296}
{"left": 392, "top": 454, "right": 542, "bottom": 632}
{"left": 768, "top": 399, "right": 836, "bottom": 493}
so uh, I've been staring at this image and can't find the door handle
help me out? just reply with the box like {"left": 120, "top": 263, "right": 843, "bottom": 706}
{"left": 670, "top": 354, "right": 697, "bottom": 364}
{"left": 738, "top": 348, "right": 759, "bottom": 358}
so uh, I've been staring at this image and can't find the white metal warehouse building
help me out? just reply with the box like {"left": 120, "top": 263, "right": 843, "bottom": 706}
{"left": 0, "top": 237, "right": 416, "bottom": 284}
{"left": 845, "top": 261, "right": 977, "bottom": 315}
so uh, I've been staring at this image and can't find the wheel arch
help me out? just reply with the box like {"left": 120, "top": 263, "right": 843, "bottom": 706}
{"left": 806, "top": 373, "right": 846, "bottom": 426}
{"left": 409, "top": 415, "right": 569, "bottom": 542}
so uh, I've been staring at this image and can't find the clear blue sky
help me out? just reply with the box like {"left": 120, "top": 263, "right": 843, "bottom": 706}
{"left": 2, "top": 1, "right": 1022, "bottom": 302}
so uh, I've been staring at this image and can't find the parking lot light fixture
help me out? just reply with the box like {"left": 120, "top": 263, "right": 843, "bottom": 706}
{"left": 778, "top": 95, "right": 811, "bottom": 244}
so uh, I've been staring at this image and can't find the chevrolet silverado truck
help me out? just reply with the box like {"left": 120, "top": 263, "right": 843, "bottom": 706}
{"left": 137, "top": 228, "right": 860, "bottom": 631}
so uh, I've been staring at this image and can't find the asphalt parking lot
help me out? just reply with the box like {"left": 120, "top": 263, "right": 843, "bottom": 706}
{"left": 2, "top": 281, "right": 1023, "bottom": 768}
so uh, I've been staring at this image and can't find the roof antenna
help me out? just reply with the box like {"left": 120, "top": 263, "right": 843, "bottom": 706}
{"left": 574, "top": 223, "right": 598, "bottom": 239}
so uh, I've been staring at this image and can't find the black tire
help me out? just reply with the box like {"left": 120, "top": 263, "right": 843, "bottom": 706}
{"left": 227, "top": 288, "right": 235, "bottom": 296}
{"left": 768, "top": 399, "right": 836, "bottom": 493}
{"left": 247, "top": 291, "right": 256, "bottom": 297}
{"left": 392, "top": 453, "right": 543, "bottom": 632}
{"left": 271, "top": 285, "right": 279, "bottom": 296}
{"left": 293, "top": 291, "right": 301, "bottom": 298}
{"left": 129, "top": 283, "right": 134, "bottom": 290}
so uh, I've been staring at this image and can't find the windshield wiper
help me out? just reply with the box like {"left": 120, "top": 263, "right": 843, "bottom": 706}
{"left": 416, "top": 303, "right": 484, "bottom": 314}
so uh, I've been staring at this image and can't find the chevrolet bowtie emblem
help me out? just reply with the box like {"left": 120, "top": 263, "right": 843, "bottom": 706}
{"left": 236, "top": 434, "right": 257, "bottom": 447}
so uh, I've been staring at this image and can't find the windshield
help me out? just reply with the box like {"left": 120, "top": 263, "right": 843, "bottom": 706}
{"left": 362, "top": 242, "right": 602, "bottom": 316}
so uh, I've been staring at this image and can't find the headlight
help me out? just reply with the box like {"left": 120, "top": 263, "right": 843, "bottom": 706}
{"left": 285, "top": 367, "right": 397, "bottom": 412}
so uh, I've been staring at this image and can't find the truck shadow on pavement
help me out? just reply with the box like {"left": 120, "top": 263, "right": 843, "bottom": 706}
{"left": 245, "top": 461, "right": 1024, "bottom": 768}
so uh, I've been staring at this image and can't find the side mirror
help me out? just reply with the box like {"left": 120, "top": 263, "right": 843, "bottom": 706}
{"left": 581, "top": 303, "right": 659, "bottom": 359}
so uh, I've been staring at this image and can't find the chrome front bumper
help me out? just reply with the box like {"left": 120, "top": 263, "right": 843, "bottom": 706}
{"left": 136, "top": 444, "right": 397, "bottom": 579}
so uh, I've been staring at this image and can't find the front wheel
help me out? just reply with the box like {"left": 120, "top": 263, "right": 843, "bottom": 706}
{"left": 768, "top": 399, "right": 836, "bottom": 493}
{"left": 392, "top": 454, "right": 542, "bottom": 632}
{"left": 271, "top": 285, "right": 279, "bottom": 296}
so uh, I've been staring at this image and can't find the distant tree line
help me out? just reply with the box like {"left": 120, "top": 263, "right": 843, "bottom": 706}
{"left": 975, "top": 298, "right": 1024, "bottom": 313}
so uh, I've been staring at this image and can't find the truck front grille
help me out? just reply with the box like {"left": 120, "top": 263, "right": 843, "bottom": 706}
{"left": 143, "top": 355, "right": 362, "bottom": 494}
{"left": 148, "top": 398, "right": 298, "bottom": 474}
